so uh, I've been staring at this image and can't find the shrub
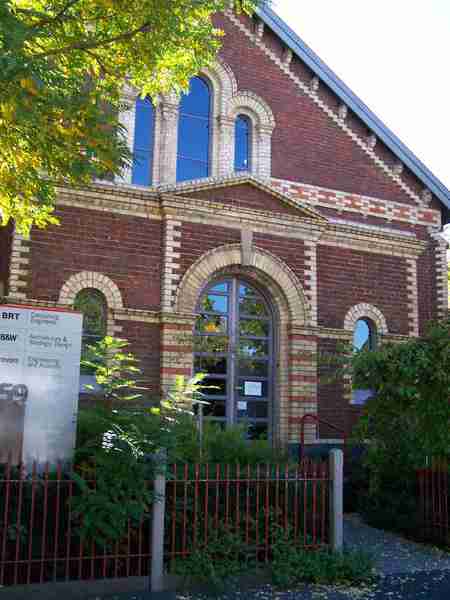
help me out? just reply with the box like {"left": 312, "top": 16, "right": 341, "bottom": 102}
{"left": 271, "top": 532, "right": 375, "bottom": 587}
{"left": 342, "top": 318, "right": 450, "bottom": 533}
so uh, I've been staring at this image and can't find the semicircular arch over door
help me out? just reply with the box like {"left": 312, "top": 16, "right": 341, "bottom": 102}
{"left": 194, "top": 277, "right": 275, "bottom": 440}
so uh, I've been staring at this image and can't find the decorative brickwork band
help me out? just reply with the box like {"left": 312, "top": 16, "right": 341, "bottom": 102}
{"left": 429, "top": 229, "right": 449, "bottom": 320}
{"left": 272, "top": 179, "right": 441, "bottom": 229}
{"left": 161, "top": 218, "right": 182, "bottom": 311}
{"left": 7, "top": 230, "right": 30, "bottom": 300}
{"left": 343, "top": 303, "right": 388, "bottom": 335}
{"left": 406, "top": 258, "right": 420, "bottom": 337}
{"left": 304, "top": 241, "right": 318, "bottom": 326}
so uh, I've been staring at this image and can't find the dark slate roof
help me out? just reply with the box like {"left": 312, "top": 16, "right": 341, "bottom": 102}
{"left": 258, "top": 5, "right": 450, "bottom": 211}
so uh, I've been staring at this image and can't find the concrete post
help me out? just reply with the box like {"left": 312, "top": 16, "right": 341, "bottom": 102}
{"left": 150, "top": 449, "right": 167, "bottom": 592}
{"left": 329, "top": 449, "right": 344, "bottom": 551}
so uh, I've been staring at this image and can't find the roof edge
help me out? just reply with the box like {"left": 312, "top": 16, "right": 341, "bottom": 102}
{"left": 257, "top": 4, "right": 450, "bottom": 211}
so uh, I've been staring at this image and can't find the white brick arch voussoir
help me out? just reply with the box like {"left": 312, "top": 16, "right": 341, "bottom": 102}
{"left": 227, "top": 91, "right": 276, "bottom": 130}
{"left": 175, "top": 244, "right": 310, "bottom": 325}
{"left": 344, "top": 303, "right": 388, "bottom": 335}
{"left": 58, "top": 271, "right": 124, "bottom": 310}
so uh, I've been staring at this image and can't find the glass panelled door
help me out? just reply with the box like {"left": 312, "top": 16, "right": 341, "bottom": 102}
{"left": 194, "top": 278, "right": 273, "bottom": 439}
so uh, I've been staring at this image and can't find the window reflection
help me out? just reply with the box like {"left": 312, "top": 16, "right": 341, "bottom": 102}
{"left": 177, "top": 77, "right": 211, "bottom": 182}
{"left": 132, "top": 97, "right": 155, "bottom": 186}
{"left": 74, "top": 288, "right": 107, "bottom": 375}
{"left": 196, "top": 314, "right": 227, "bottom": 334}
{"left": 200, "top": 294, "right": 228, "bottom": 314}
{"left": 239, "top": 318, "right": 269, "bottom": 338}
{"left": 235, "top": 114, "right": 251, "bottom": 172}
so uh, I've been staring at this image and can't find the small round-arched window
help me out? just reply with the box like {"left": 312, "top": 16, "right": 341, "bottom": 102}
{"left": 352, "top": 318, "right": 376, "bottom": 405}
{"left": 353, "top": 318, "right": 376, "bottom": 352}
{"left": 74, "top": 289, "right": 107, "bottom": 373}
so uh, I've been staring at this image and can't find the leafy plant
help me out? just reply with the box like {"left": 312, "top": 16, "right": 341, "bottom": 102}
{"left": 330, "top": 318, "right": 450, "bottom": 534}
{"left": 172, "top": 523, "right": 256, "bottom": 590}
{"left": 71, "top": 432, "right": 154, "bottom": 546}
{"left": 81, "top": 336, "right": 145, "bottom": 408}
{"left": 0, "top": 0, "right": 260, "bottom": 234}
{"left": 271, "top": 529, "right": 375, "bottom": 587}
{"left": 74, "top": 339, "right": 209, "bottom": 544}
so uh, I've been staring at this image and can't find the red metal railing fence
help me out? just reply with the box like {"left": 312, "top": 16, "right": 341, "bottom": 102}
{"left": 0, "top": 458, "right": 329, "bottom": 587}
{"left": 417, "top": 459, "right": 449, "bottom": 545}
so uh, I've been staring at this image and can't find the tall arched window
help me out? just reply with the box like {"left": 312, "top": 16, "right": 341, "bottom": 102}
{"left": 352, "top": 318, "right": 376, "bottom": 404}
{"left": 74, "top": 288, "right": 107, "bottom": 374}
{"left": 193, "top": 278, "right": 273, "bottom": 440}
{"left": 177, "top": 77, "right": 211, "bottom": 182}
{"left": 234, "top": 114, "right": 251, "bottom": 172}
{"left": 132, "top": 96, "right": 155, "bottom": 186}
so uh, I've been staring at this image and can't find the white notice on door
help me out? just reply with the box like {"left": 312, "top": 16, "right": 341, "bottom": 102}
{"left": 244, "top": 381, "right": 262, "bottom": 397}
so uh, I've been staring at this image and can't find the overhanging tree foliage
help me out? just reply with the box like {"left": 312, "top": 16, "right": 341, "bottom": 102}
{"left": 0, "top": 0, "right": 259, "bottom": 235}
{"left": 347, "top": 318, "right": 450, "bottom": 460}
{"left": 342, "top": 317, "right": 450, "bottom": 531}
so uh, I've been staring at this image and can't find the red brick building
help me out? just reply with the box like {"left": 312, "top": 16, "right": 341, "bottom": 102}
{"left": 1, "top": 6, "right": 449, "bottom": 445}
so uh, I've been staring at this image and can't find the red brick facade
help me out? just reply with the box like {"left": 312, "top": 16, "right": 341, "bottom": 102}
{"left": 0, "top": 8, "right": 447, "bottom": 446}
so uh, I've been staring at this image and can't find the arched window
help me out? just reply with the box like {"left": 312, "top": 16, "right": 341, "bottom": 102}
{"left": 352, "top": 318, "right": 376, "bottom": 404}
{"left": 74, "top": 289, "right": 107, "bottom": 374}
{"left": 177, "top": 77, "right": 211, "bottom": 182}
{"left": 193, "top": 278, "right": 273, "bottom": 440}
{"left": 132, "top": 96, "right": 155, "bottom": 186}
{"left": 353, "top": 318, "right": 376, "bottom": 352}
{"left": 234, "top": 114, "right": 251, "bottom": 172}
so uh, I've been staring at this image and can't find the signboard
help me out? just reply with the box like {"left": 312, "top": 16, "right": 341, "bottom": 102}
{"left": 244, "top": 381, "right": 262, "bottom": 397}
{"left": 0, "top": 305, "right": 82, "bottom": 466}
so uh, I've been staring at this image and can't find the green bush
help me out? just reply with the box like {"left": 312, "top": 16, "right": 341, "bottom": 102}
{"left": 271, "top": 532, "right": 375, "bottom": 587}
{"left": 338, "top": 318, "right": 450, "bottom": 534}
{"left": 172, "top": 525, "right": 375, "bottom": 589}
{"left": 171, "top": 524, "right": 256, "bottom": 590}
{"left": 169, "top": 421, "right": 289, "bottom": 464}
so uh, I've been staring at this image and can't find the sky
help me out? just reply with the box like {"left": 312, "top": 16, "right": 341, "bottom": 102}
{"left": 272, "top": 0, "right": 450, "bottom": 198}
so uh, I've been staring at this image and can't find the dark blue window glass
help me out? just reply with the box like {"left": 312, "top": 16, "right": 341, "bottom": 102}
{"left": 177, "top": 77, "right": 211, "bottom": 182}
{"left": 235, "top": 115, "right": 251, "bottom": 172}
{"left": 132, "top": 96, "right": 154, "bottom": 186}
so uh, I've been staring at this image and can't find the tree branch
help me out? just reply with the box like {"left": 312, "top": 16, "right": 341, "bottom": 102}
{"left": 32, "top": 22, "right": 152, "bottom": 59}
{"left": 31, "top": 0, "right": 84, "bottom": 30}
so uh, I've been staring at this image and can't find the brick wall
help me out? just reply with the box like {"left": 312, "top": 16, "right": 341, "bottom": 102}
{"left": 119, "top": 321, "right": 161, "bottom": 396}
{"left": 417, "top": 242, "right": 439, "bottom": 333}
{"left": 253, "top": 233, "right": 306, "bottom": 282}
{"left": 215, "top": 13, "right": 422, "bottom": 206}
{"left": 29, "top": 206, "right": 163, "bottom": 310}
{"left": 317, "top": 246, "right": 410, "bottom": 334}
{"left": 181, "top": 184, "right": 301, "bottom": 217}
{"left": 179, "top": 221, "right": 240, "bottom": 281}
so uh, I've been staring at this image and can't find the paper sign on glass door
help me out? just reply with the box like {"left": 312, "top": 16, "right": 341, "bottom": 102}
{"left": 244, "top": 381, "right": 262, "bottom": 397}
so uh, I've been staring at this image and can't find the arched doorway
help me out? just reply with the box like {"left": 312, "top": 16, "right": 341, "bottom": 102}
{"left": 194, "top": 277, "right": 274, "bottom": 439}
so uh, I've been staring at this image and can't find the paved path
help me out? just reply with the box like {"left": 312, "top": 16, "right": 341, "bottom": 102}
{"left": 343, "top": 513, "right": 450, "bottom": 575}
{"left": 173, "top": 515, "right": 450, "bottom": 600}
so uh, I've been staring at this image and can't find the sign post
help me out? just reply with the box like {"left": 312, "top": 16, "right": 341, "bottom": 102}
{"left": 0, "top": 304, "right": 82, "bottom": 466}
